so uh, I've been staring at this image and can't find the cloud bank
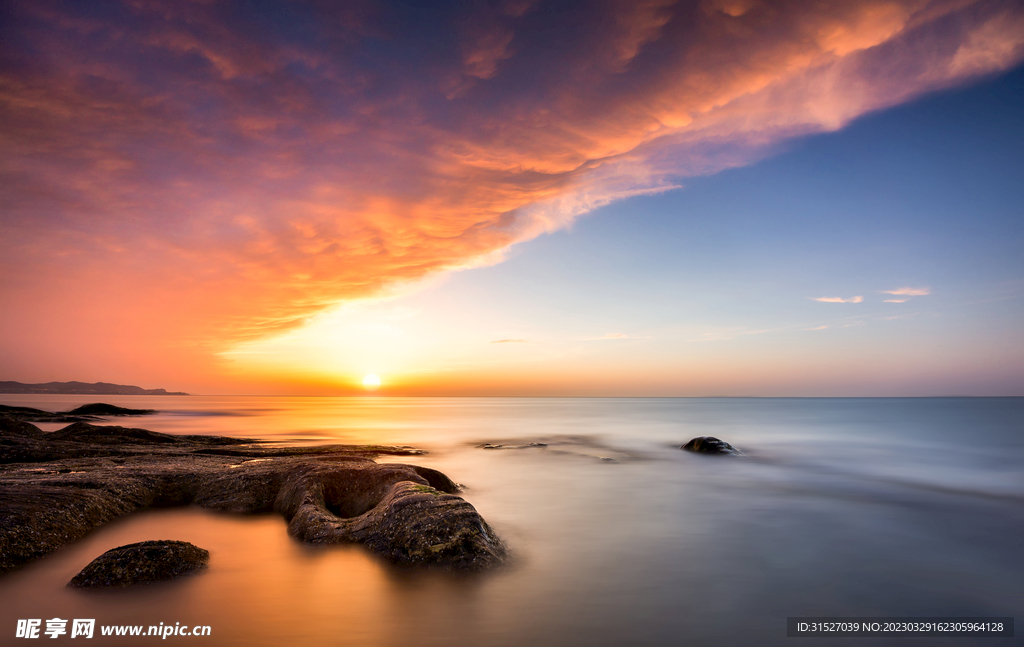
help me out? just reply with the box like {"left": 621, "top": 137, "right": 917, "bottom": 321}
{"left": 1, "top": 0, "right": 1022, "bottom": 380}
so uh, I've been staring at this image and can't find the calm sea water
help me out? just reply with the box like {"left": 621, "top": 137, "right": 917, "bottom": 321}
{"left": 1, "top": 396, "right": 1022, "bottom": 646}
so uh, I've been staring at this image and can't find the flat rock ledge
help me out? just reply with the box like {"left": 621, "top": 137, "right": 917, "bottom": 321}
{"left": 68, "top": 540, "right": 209, "bottom": 589}
{"left": 0, "top": 415, "right": 507, "bottom": 573}
{"left": 681, "top": 436, "right": 741, "bottom": 455}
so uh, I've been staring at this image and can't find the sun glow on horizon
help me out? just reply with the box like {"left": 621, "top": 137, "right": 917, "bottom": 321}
{"left": 362, "top": 374, "right": 381, "bottom": 391}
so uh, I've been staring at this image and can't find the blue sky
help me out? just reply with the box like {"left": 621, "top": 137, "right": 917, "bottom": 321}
{"left": 330, "top": 64, "right": 1024, "bottom": 395}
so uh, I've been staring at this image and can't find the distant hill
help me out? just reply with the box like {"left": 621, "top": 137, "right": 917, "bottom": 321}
{"left": 0, "top": 381, "right": 189, "bottom": 396}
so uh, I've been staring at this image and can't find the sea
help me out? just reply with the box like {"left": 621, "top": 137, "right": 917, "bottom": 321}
{"left": 0, "top": 395, "right": 1021, "bottom": 646}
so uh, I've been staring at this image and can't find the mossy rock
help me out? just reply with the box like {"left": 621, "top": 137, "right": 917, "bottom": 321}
{"left": 68, "top": 540, "right": 209, "bottom": 588}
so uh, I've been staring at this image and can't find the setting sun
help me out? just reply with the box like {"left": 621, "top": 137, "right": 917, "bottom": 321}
{"left": 362, "top": 374, "right": 381, "bottom": 391}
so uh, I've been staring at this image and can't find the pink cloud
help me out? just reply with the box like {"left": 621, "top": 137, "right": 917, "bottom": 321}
{"left": 812, "top": 296, "right": 865, "bottom": 303}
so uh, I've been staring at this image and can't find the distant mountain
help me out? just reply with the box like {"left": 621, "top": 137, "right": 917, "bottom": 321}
{"left": 0, "top": 381, "right": 188, "bottom": 396}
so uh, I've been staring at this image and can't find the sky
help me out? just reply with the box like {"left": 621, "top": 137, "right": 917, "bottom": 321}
{"left": 1, "top": 0, "right": 1022, "bottom": 396}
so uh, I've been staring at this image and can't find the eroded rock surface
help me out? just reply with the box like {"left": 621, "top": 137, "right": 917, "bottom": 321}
{"left": 0, "top": 414, "right": 507, "bottom": 573}
{"left": 681, "top": 436, "right": 741, "bottom": 455}
{"left": 68, "top": 540, "right": 209, "bottom": 588}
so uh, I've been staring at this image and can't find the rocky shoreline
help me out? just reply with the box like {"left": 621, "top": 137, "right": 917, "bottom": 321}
{"left": 0, "top": 403, "right": 157, "bottom": 424}
{"left": 0, "top": 407, "right": 508, "bottom": 575}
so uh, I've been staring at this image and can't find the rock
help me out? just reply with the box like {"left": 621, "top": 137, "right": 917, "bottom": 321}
{"left": 0, "top": 415, "right": 45, "bottom": 437}
{"left": 0, "top": 405, "right": 91, "bottom": 424}
{"left": 64, "top": 403, "right": 156, "bottom": 417}
{"left": 476, "top": 442, "right": 547, "bottom": 450}
{"left": 68, "top": 541, "right": 209, "bottom": 588}
{"left": 476, "top": 436, "right": 641, "bottom": 462}
{"left": 0, "top": 402, "right": 155, "bottom": 424}
{"left": 50, "top": 422, "right": 183, "bottom": 445}
{"left": 681, "top": 436, "right": 741, "bottom": 455}
{"left": 284, "top": 479, "right": 505, "bottom": 569}
{"left": 0, "top": 419, "right": 507, "bottom": 572}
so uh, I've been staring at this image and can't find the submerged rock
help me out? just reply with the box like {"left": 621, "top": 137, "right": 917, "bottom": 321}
{"left": 475, "top": 436, "right": 642, "bottom": 462}
{"left": 68, "top": 540, "right": 209, "bottom": 588}
{"left": 477, "top": 442, "right": 547, "bottom": 450}
{"left": 681, "top": 436, "right": 741, "bottom": 455}
{"left": 0, "top": 419, "right": 507, "bottom": 573}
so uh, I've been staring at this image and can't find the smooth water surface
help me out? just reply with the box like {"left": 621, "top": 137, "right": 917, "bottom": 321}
{"left": 1, "top": 396, "right": 1022, "bottom": 645}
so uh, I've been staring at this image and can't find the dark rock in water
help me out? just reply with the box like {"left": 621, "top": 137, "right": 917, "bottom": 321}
{"left": 0, "top": 402, "right": 153, "bottom": 424}
{"left": 0, "top": 405, "right": 92, "bottom": 423}
{"left": 477, "top": 442, "right": 547, "bottom": 450}
{"left": 0, "top": 405, "right": 55, "bottom": 420}
{"left": 681, "top": 436, "right": 741, "bottom": 455}
{"left": 68, "top": 540, "right": 208, "bottom": 588}
{"left": 0, "top": 420, "right": 507, "bottom": 572}
{"left": 64, "top": 403, "right": 156, "bottom": 417}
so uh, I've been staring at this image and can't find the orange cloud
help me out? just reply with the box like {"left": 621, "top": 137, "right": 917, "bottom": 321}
{"left": 884, "top": 287, "right": 931, "bottom": 295}
{"left": 1, "top": 0, "right": 1021, "bottom": 386}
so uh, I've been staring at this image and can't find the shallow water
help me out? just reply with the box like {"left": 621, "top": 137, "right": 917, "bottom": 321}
{"left": 1, "top": 396, "right": 1022, "bottom": 645}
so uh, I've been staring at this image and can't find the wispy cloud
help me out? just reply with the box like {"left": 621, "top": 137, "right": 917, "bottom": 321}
{"left": 490, "top": 339, "right": 528, "bottom": 344}
{"left": 883, "top": 287, "right": 931, "bottom": 296}
{"left": 812, "top": 296, "right": 864, "bottom": 303}
{"left": 804, "top": 325, "right": 829, "bottom": 331}
{"left": 884, "top": 299, "right": 908, "bottom": 303}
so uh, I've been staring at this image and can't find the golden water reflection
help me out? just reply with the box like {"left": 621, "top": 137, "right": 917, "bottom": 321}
{"left": 0, "top": 509, "right": 464, "bottom": 646}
